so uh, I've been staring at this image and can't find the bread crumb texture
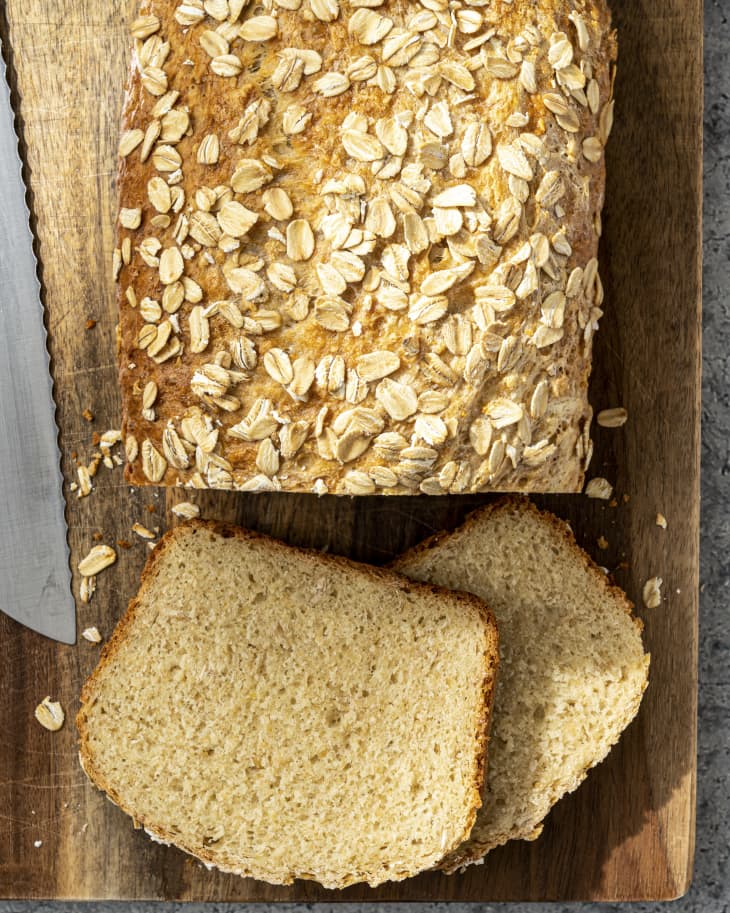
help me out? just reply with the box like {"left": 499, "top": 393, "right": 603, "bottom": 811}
{"left": 118, "top": 0, "right": 616, "bottom": 495}
{"left": 394, "top": 497, "right": 649, "bottom": 871}
{"left": 77, "top": 522, "right": 498, "bottom": 887}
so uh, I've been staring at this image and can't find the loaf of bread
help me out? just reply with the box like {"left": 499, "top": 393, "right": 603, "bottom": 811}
{"left": 116, "top": 0, "right": 616, "bottom": 495}
{"left": 76, "top": 521, "right": 498, "bottom": 888}
{"left": 393, "top": 498, "right": 649, "bottom": 871}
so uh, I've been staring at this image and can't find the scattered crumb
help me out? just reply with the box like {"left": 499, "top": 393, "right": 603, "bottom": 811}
{"left": 116, "top": 539, "right": 133, "bottom": 549}
{"left": 81, "top": 626, "right": 102, "bottom": 644}
{"left": 597, "top": 536, "right": 609, "bottom": 550}
{"left": 34, "top": 697, "right": 65, "bottom": 732}
{"left": 87, "top": 453, "right": 102, "bottom": 478}
{"left": 85, "top": 318, "right": 97, "bottom": 330}
{"left": 622, "top": 493, "right": 630, "bottom": 504}
{"left": 69, "top": 429, "right": 125, "bottom": 504}
{"left": 585, "top": 477, "right": 613, "bottom": 500}
{"left": 92, "top": 531, "right": 103, "bottom": 542}
{"left": 145, "top": 503, "right": 157, "bottom": 513}
{"left": 82, "top": 409, "right": 94, "bottom": 423}
{"left": 34, "top": 840, "right": 43, "bottom": 848}
{"left": 656, "top": 513, "right": 667, "bottom": 529}
{"left": 172, "top": 501, "right": 200, "bottom": 519}
{"left": 643, "top": 576, "right": 663, "bottom": 609}
{"left": 132, "top": 522, "right": 156, "bottom": 540}
{"left": 596, "top": 407, "right": 628, "bottom": 428}
{"left": 609, "top": 498, "right": 618, "bottom": 508}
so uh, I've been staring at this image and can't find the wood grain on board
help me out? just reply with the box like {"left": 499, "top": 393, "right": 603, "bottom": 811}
{"left": 0, "top": 0, "right": 701, "bottom": 901}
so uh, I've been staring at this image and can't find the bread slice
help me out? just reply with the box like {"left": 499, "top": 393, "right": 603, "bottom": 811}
{"left": 392, "top": 497, "right": 650, "bottom": 872}
{"left": 77, "top": 521, "right": 499, "bottom": 888}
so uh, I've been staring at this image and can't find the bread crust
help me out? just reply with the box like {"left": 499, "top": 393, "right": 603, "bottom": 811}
{"left": 117, "top": 0, "right": 617, "bottom": 496}
{"left": 77, "top": 519, "right": 499, "bottom": 887}
{"left": 391, "top": 495, "right": 649, "bottom": 872}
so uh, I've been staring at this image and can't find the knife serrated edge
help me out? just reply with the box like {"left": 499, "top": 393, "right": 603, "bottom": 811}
{"left": 0, "top": 33, "right": 74, "bottom": 631}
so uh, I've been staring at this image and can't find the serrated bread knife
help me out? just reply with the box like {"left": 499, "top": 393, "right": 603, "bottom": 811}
{"left": 0, "top": 37, "right": 75, "bottom": 643}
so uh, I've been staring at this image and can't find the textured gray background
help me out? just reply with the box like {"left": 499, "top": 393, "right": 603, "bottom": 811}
{"left": 2, "top": 0, "right": 728, "bottom": 910}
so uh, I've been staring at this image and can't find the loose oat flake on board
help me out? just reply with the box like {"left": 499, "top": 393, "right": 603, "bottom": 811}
{"left": 34, "top": 697, "right": 65, "bottom": 732}
{"left": 82, "top": 626, "right": 103, "bottom": 644}
{"left": 78, "top": 545, "right": 117, "bottom": 577}
{"left": 643, "top": 576, "right": 663, "bottom": 609}
{"left": 585, "top": 477, "right": 613, "bottom": 500}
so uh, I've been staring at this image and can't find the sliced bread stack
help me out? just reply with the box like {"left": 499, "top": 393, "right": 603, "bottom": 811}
{"left": 77, "top": 500, "right": 649, "bottom": 885}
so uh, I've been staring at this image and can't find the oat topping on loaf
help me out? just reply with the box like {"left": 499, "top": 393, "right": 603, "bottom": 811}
{"left": 117, "top": 0, "right": 616, "bottom": 495}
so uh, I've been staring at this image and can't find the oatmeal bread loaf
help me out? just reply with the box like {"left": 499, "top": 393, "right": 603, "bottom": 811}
{"left": 116, "top": 0, "right": 616, "bottom": 495}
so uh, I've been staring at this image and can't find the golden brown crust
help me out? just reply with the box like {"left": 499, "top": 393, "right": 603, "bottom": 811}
{"left": 117, "top": 0, "right": 617, "bottom": 496}
{"left": 77, "top": 519, "right": 499, "bottom": 887}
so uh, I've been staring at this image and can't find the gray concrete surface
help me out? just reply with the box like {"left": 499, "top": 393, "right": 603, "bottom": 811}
{"left": 2, "top": 0, "right": 728, "bottom": 910}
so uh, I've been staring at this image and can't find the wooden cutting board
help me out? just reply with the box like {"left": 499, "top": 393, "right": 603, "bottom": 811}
{"left": 0, "top": 0, "right": 701, "bottom": 901}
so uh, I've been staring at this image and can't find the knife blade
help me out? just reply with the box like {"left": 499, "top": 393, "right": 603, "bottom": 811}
{"left": 0, "top": 36, "right": 75, "bottom": 644}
